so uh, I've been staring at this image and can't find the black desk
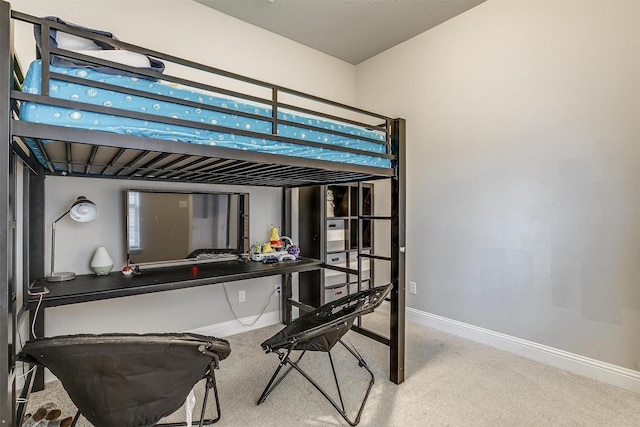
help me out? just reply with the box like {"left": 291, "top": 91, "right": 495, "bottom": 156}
{"left": 28, "top": 257, "right": 322, "bottom": 308}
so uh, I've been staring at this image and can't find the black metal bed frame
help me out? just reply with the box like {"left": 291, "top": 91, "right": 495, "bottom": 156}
{"left": 0, "top": 2, "right": 406, "bottom": 425}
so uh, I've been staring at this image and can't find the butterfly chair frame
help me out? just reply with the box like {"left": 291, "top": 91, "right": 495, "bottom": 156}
{"left": 257, "top": 284, "right": 391, "bottom": 426}
{"left": 18, "top": 333, "right": 230, "bottom": 427}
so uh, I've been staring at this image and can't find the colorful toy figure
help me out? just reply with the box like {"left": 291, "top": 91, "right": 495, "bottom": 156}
{"left": 287, "top": 244, "right": 301, "bottom": 259}
{"left": 270, "top": 225, "right": 283, "bottom": 248}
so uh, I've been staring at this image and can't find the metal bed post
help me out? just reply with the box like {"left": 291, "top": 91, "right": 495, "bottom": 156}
{"left": 282, "top": 187, "right": 293, "bottom": 324}
{"left": 28, "top": 167, "right": 45, "bottom": 392}
{"left": 13, "top": 146, "right": 41, "bottom": 423}
{"left": 1, "top": 1, "right": 15, "bottom": 424}
{"left": 390, "top": 118, "right": 406, "bottom": 385}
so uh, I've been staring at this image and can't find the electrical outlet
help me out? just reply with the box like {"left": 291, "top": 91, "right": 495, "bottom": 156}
{"left": 239, "top": 290, "right": 246, "bottom": 303}
{"left": 409, "top": 281, "right": 417, "bottom": 295}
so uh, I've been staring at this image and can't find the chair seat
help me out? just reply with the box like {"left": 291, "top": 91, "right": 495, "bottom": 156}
{"left": 261, "top": 284, "right": 390, "bottom": 353}
{"left": 19, "top": 333, "right": 230, "bottom": 427}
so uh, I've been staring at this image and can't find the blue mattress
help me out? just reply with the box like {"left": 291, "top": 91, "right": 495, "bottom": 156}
{"left": 20, "top": 61, "right": 390, "bottom": 169}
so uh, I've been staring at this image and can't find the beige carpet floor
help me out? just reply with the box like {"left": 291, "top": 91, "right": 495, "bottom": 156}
{"left": 23, "top": 312, "right": 640, "bottom": 426}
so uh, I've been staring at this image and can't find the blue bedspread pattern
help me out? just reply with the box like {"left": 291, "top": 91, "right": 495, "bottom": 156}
{"left": 20, "top": 61, "right": 390, "bottom": 169}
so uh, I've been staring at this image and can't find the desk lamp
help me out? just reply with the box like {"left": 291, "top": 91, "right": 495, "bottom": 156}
{"left": 47, "top": 196, "right": 99, "bottom": 282}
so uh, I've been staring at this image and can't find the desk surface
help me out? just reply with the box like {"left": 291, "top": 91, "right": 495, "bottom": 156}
{"left": 29, "top": 257, "right": 322, "bottom": 308}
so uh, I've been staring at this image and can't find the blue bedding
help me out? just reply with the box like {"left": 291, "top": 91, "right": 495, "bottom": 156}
{"left": 20, "top": 61, "right": 390, "bottom": 169}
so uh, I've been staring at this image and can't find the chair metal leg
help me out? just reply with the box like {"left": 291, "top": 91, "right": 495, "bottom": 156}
{"left": 257, "top": 348, "right": 306, "bottom": 405}
{"left": 70, "top": 410, "right": 81, "bottom": 427}
{"left": 258, "top": 340, "right": 375, "bottom": 426}
{"left": 159, "top": 362, "right": 222, "bottom": 426}
{"left": 328, "top": 352, "right": 346, "bottom": 412}
{"left": 206, "top": 366, "right": 221, "bottom": 425}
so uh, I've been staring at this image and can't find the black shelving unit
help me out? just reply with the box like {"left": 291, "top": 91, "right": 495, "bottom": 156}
{"left": 299, "top": 183, "right": 374, "bottom": 308}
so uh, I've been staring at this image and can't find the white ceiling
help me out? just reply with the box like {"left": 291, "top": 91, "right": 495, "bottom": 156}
{"left": 194, "top": 0, "right": 486, "bottom": 65}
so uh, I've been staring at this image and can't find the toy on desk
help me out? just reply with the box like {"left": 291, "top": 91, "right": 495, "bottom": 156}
{"left": 121, "top": 265, "right": 140, "bottom": 276}
{"left": 287, "top": 243, "right": 301, "bottom": 259}
{"left": 261, "top": 253, "right": 296, "bottom": 264}
{"left": 269, "top": 225, "right": 284, "bottom": 251}
{"left": 250, "top": 230, "right": 300, "bottom": 262}
{"left": 261, "top": 255, "right": 280, "bottom": 264}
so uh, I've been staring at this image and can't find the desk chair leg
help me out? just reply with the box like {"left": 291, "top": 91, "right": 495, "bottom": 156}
{"left": 258, "top": 341, "right": 374, "bottom": 426}
{"left": 328, "top": 352, "right": 346, "bottom": 412}
{"left": 206, "top": 366, "right": 221, "bottom": 425}
{"left": 70, "top": 410, "right": 81, "bottom": 427}
{"left": 257, "top": 348, "right": 306, "bottom": 405}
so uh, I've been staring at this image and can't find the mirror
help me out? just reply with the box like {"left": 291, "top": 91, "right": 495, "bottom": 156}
{"left": 126, "top": 189, "right": 249, "bottom": 265}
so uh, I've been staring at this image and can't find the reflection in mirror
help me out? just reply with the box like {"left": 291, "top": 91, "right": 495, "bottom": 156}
{"left": 126, "top": 189, "right": 249, "bottom": 265}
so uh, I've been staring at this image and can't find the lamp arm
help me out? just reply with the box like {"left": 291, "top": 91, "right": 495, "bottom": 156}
{"left": 50, "top": 209, "right": 70, "bottom": 275}
{"left": 52, "top": 209, "right": 71, "bottom": 224}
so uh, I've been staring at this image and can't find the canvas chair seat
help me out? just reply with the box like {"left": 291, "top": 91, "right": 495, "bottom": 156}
{"left": 18, "top": 333, "right": 230, "bottom": 427}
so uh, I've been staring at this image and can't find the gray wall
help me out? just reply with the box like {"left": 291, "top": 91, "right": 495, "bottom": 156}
{"left": 357, "top": 0, "right": 640, "bottom": 372}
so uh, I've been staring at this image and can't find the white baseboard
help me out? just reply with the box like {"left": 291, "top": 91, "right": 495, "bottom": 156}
{"left": 399, "top": 304, "right": 640, "bottom": 394}
{"left": 188, "top": 310, "right": 281, "bottom": 338}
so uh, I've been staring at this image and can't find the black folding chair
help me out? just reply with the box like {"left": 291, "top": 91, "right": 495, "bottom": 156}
{"left": 257, "top": 284, "right": 391, "bottom": 426}
{"left": 18, "top": 333, "right": 231, "bottom": 427}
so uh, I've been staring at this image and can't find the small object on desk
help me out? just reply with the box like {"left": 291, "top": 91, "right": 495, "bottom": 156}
{"left": 270, "top": 225, "right": 283, "bottom": 249}
{"left": 194, "top": 252, "right": 239, "bottom": 262}
{"left": 251, "top": 235, "right": 300, "bottom": 262}
{"left": 287, "top": 244, "right": 301, "bottom": 259}
{"left": 28, "top": 285, "right": 50, "bottom": 296}
{"left": 91, "top": 246, "right": 114, "bottom": 276}
{"left": 262, "top": 255, "right": 280, "bottom": 264}
{"left": 121, "top": 265, "right": 134, "bottom": 276}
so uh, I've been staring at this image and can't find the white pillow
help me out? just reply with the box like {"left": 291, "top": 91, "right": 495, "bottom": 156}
{"left": 56, "top": 32, "right": 101, "bottom": 51}
{"left": 71, "top": 49, "right": 152, "bottom": 68}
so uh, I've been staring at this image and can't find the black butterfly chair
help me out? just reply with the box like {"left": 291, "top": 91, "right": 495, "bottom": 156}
{"left": 257, "top": 284, "right": 391, "bottom": 426}
{"left": 18, "top": 333, "right": 231, "bottom": 427}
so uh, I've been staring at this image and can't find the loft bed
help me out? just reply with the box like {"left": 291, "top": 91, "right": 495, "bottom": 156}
{"left": 12, "top": 14, "right": 395, "bottom": 187}
{"left": 0, "top": 3, "right": 406, "bottom": 426}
